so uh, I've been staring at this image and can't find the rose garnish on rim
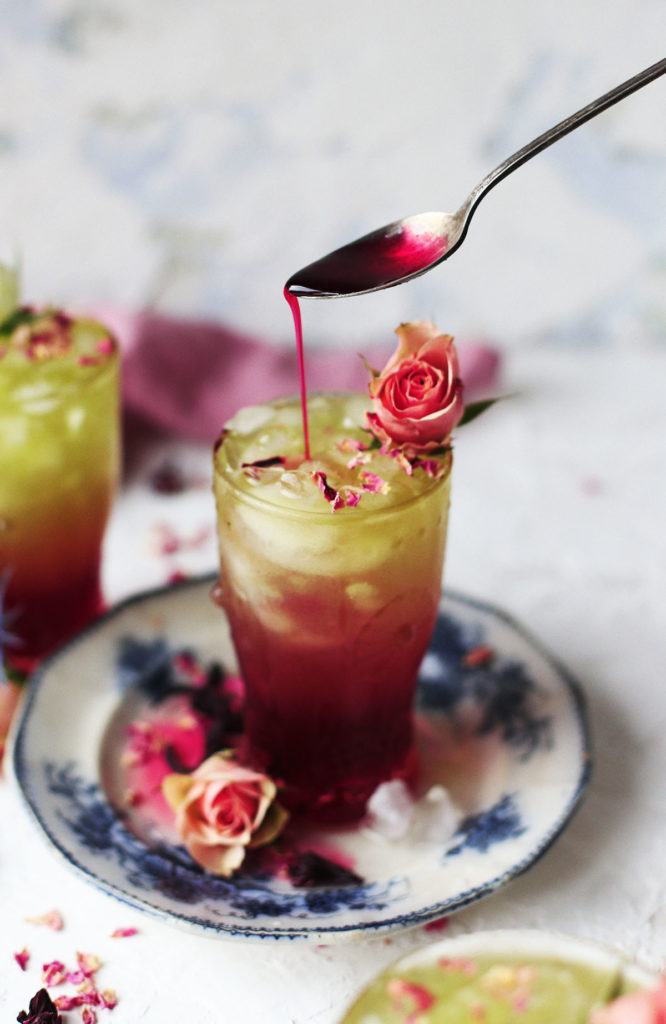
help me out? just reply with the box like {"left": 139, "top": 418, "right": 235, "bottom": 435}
{"left": 364, "top": 320, "right": 497, "bottom": 468}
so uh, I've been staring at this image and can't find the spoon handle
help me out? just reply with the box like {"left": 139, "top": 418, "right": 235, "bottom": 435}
{"left": 465, "top": 57, "right": 666, "bottom": 213}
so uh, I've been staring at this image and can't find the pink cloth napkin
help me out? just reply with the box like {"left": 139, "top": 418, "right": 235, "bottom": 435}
{"left": 95, "top": 308, "right": 502, "bottom": 442}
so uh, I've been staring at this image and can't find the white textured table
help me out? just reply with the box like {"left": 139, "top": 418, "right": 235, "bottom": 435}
{"left": 2, "top": 348, "right": 665, "bottom": 1022}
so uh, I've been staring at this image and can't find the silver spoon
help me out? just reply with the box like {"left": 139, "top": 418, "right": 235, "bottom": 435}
{"left": 286, "top": 58, "right": 666, "bottom": 298}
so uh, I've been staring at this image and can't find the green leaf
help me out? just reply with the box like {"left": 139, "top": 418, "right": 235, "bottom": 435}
{"left": 1, "top": 659, "right": 28, "bottom": 687}
{"left": 0, "top": 305, "right": 39, "bottom": 336}
{"left": 359, "top": 353, "right": 380, "bottom": 379}
{"left": 360, "top": 430, "right": 382, "bottom": 451}
{"left": 458, "top": 397, "right": 502, "bottom": 427}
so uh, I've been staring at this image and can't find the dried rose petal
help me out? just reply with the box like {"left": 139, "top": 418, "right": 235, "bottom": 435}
{"left": 152, "top": 522, "right": 211, "bottom": 556}
{"left": 462, "top": 645, "right": 495, "bottom": 668}
{"left": 438, "top": 956, "right": 478, "bottom": 974}
{"left": 100, "top": 989, "right": 118, "bottom": 1010}
{"left": 346, "top": 451, "right": 372, "bottom": 469}
{"left": 81, "top": 1008, "right": 97, "bottom": 1024}
{"left": 166, "top": 570, "right": 189, "bottom": 584}
{"left": 387, "top": 446, "right": 415, "bottom": 476}
{"left": 76, "top": 978, "right": 101, "bottom": 1000}
{"left": 311, "top": 471, "right": 362, "bottom": 512}
{"left": 286, "top": 851, "right": 364, "bottom": 888}
{"left": 95, "top": 337, "right": 114, "bottom": 356}
{"left": 311, "top": 470, "right": 342, "bottom": 509}
{"left": 54, "top": 979, "right": 106, "bottom": 1012}
{"left": 42, "top": 960, "right": 67, "bottom": 986}
{"left": 173, "top": 651, "right": 207, "bottom": 687}
{"left": 337, "top": 438, "right": 367, "bottom": 453}
{"left": 26, "top": 909, "right": 64, "bottom": 931}
{"left": 423, "top": 916, "right": 449, "bottom": 933}
{"left": 123, "top": 721, "right": 164, "bottom": 766}
{"left": 110, "top": 927, "right": 138, "bottom": 938}
{"left": 53, "top": 994, "right": 87, "bottom": 1011}
{"left": 241, "top": 456, "right": 286, "bottom": 469}
{"left": 386, "top": 977, "right": 436, "bottom": 1019}
{"left": 17, "top": 987, "right": 63, "bottom": 1023}
{"left": 14, "top": 947, "right": 30, "bottom": 971}
{"left": 412, "top": 456, "right": 446, "bottom": 478}
{"left": 360, "top": 470, "right": 389, "bottom": 494}
{"left": 66, "top": 971, "right": 87, "bottom": 985}
{"left": 76, "top": 951, "right": 101, "bottom": 977}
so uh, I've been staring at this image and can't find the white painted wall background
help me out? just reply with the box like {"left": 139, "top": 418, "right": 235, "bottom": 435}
{"left": 0, "top": 0, "right": 664, "bottom": 352}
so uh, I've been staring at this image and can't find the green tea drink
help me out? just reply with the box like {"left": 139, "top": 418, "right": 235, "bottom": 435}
{"left": 213, "top": 392, "right": 452, "bottom": 821}
{"left": 341, "top": 955, "right": 626, "bottom": 1023}
{"left": 0, "top": 310, "right": 120, "bottom": 670}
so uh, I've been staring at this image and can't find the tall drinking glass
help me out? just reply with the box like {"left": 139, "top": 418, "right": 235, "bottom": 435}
{"left": 0, "top": 310, "right": 120, "bottom": 673}
{"left": 213, "top": 393, "right": 452, "bottom": 822}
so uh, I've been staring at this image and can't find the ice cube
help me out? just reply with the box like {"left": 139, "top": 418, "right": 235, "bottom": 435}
{"left": 364, "top": 780, "right": 415, "bottom": 840}
{"left": 228, "top": 403, "right": 274, "bottom": 435}
{"left": 278, "top": 471, "right": 308, "bottom": 501}
{"left": 345, "top": 581, "right": 380, "bottom": 613}
{"left": 410, "top": 785, "right": 461, "bottom": 844}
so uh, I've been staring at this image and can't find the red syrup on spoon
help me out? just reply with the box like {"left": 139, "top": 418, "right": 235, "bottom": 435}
{"left": 285, "top": 216, "right": 450, "bottom": 298}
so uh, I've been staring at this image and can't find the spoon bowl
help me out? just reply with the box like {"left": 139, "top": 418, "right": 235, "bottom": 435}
{"left": 286, "top": 58, "right": 666, "bottom": 298}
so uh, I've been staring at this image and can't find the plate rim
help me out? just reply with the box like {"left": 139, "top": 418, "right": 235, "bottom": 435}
{"left": 11, "top": 574, "right": 592, "bottom": 941}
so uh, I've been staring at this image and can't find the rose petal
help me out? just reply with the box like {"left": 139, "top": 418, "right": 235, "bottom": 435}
{"left": 186, "top": 836, "right": 246, "bottom": 875}
{"left": 359, "top": 471, "right": 389, "bottom": 495}
{"left": 162, "top": 772, "right": 195, "bottom": 811}
{"left": 386, "top": 977, "right": 436, "bottom": 1015}
{"left": 249, "top": 801, "right": 290, "bottom": 849}
{"left": 14, "top": 948, "right": 30, "bottom": 971}
{"left": 76, "top": 952, "right": 101, "bottom": 977}
{"left": 42, "top": 961, "right": 67, "bottom": 986}
{"left": 26, "top": 909, "right": 64, "bottom": 931}
{"left": 100, "top": 988, "right": 118, "bottom": 1010}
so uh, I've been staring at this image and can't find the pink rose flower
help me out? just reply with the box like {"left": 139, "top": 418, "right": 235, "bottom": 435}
{"left": 162, "top": 752, "right": 288, "bottom": 876}
{"left": 589, "top": 980, "right": 666, "bottom": 1023}
{"left": 367, "top": 321, "right": 464, "bottom": 451}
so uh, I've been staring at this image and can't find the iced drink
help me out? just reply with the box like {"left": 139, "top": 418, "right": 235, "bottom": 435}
{"left": 0, "top": 309, "right": 120, "bottom": 671}
{"left": 341, "top": 955, "right": 630, "bottom": 1024}
{"left": 213, "top": 392, "right": 452, "bottom": 821}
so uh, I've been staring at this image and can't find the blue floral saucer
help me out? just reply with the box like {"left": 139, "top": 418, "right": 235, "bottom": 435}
{"left": 12, "top": 576, "right": 590, "bottom": 942}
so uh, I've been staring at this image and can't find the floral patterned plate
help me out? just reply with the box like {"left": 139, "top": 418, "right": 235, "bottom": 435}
{"left": 12, "top": 575, "right": 590, "bottom": 942}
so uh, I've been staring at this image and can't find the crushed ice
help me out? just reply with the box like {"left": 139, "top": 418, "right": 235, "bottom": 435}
{"left": 363, "top": 779, "right": 461, "bottom": 844}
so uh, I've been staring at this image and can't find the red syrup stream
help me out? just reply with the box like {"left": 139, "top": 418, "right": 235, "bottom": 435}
{"left": 283, "top": 286, "right": 311, "bottom": 460}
